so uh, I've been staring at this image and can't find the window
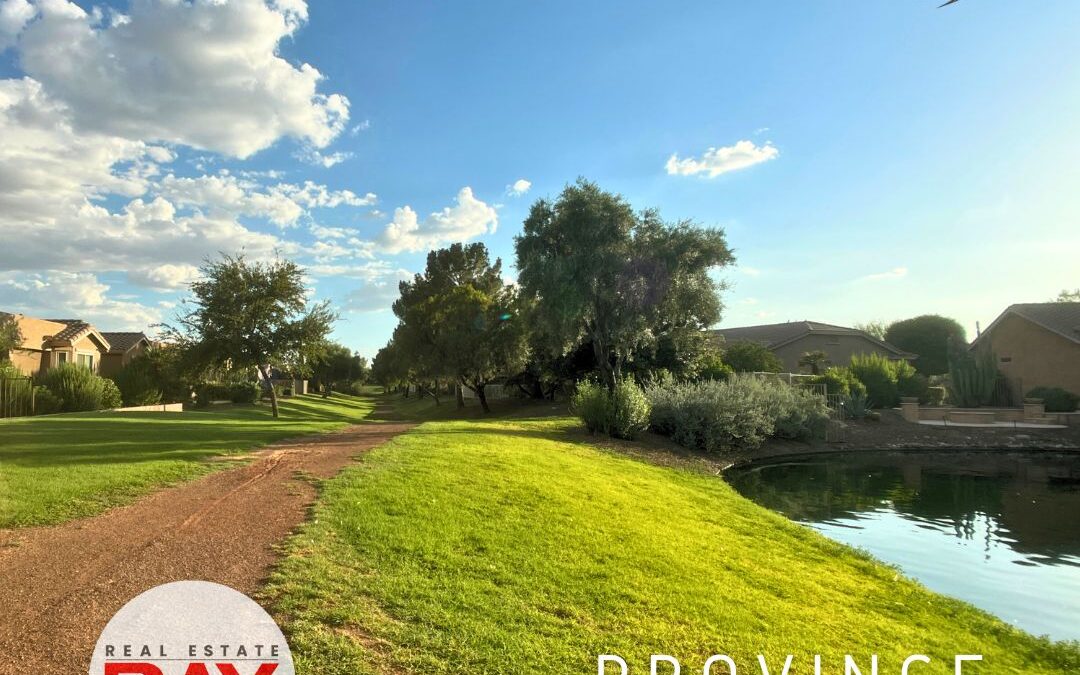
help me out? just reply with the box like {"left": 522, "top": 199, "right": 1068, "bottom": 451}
{"left": 76, "top": 353, "right": 94, "bottom": 370}
{"left": 1000, "top": 356, "right": 1012, "bottom": 363}
{"left": 56, "top": 351, "right": 68, "bottom": 365}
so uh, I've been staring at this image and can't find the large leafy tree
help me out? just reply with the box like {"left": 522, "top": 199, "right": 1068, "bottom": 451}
{"left": 1055, "top": 289, "right": 1080, "bottom": 302}
{"left": 393, "top": 243, "right": 529, "bottom": 412}
{"left": 514, "top": 179, "right": 734, "bottom": 389}
{"left": 311, "top": 341, "right": 368, "bottom": 393}
{"left": 884, "top": 314, "right": 966, "bottom": 375}
{"left": 168, "top": 255, "right": 334, "bottom": 418}
{"left": 722, "top": 341, "right": 783, "bottom": 373}
{"left": 0, "top": 312, "right": 22, "bottom": 361}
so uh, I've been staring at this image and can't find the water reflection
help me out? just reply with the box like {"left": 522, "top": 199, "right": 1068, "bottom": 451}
{"left": 725, "top": 451, "right": 1080, "bottom": 641}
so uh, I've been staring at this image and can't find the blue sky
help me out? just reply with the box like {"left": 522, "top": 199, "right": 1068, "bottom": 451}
{"left": 1, "top": 0, "right": 1077, "bottom": 357}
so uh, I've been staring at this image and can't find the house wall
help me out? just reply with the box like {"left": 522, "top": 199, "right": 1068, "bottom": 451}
{"left": 772, "top": 334, "right": 906, "bottom": 373}
{"left": 100, "top": 343, "right": 146, "bottom": 377}
{"left": 979, "top": 314, "right": 1080, "bottom": 396}
{"left": 6, "top": 348, "right": 45, "bottom": 377}
{"left": 70, "top": 334, "right": 107, "bottom": 373}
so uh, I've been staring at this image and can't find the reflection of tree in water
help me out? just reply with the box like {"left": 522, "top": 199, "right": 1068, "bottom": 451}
{"left": 726, "top": 452, "right": 1080, "bottom": 562}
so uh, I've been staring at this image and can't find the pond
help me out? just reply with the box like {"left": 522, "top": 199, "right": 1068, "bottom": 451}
{"left": 725, "top": 450, "right": 1080, "bottom": 642}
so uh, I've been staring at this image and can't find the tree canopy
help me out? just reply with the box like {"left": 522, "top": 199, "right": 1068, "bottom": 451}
{"left": 1056, "top": 289, "right": 1080, "bottom": 302}
{"left": 721, "top": 341, "right": 783, "bottom": 373}
{"left": 514, "top": 179, "right": 734, "bottom": 389}
{"left": 884, "top": 314, "right": 966, "bottom": 375}
{"left": 0, "top": 313, "right": 22, "bottom": 360}
{"left": 167, "top": 255, "right": 334, "bottom": 417}
{"left": 391, "top": 243, "right": 529, "bottom": 411}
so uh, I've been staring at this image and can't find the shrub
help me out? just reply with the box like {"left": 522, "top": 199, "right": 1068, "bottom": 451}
{"left": 32, "top": 385, "right": 61, "bottom": 415}
{"left": 924, "top": 386, "right": 946, "bottom": 406}
{"left": 645, "top": 375, "right": 828, "bottom": 453}
{"left": 112, "top": 358, "right": 163, "bottom": 406}
{"left": 811, "top": 366, "right": 866, "bottom": 398}
{"left": 947, "top": 345, "right": 998, "bottom": 408}
{"left": 884, "top": 315, "right": 967, "bottom": 375}
{"left": 228, "top": 381, "right": 261, "bottom": 404}
{"left": 571, "top": 380, "right": 612, "bottom": 435}
{"left": 1027, "top": 387, "right": 1079, "bottom": 413}
{"left": 898, "top": 371, "right": 930, "bottom": 403}
{"left": 845, "top": 390, "right": 870, "bottom": 419}
{"left": 848, "top": 353, "right": 900, "bottom": 408}
{"left": 39, "top": 363, "right": 118, "bottom": 412}
{"left": 608, "top": 379, "right": 651, "bottom": 440}
{"left": 0, "top": 360, "right": 22, "bottom": 379}
{"left": 721, "top": 341, "right": 783, "bottom": 373}
{"left": 696, "top": 353, "right": 734, "bottom": 382}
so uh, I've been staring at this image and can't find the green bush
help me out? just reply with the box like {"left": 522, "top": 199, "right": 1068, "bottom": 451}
{"left": 608, "top": 380, "right": 651, "bottom": 440}
{"left": 947, "top": 345, "right": 998, "bottom": 408}
{"left": 0, "top": 360, "right": 22, "bottom": 379}
{"left": 721, "top": 341, "right": 783, "bottom": 373}
{"left": 39, "top": 363, "right": 119, "bottom": 412}
{"left": 1027, "top": 387, "right": 1079, "bottom": 413}
{"left": 696, "top": 353, "right": 735, "bottom": 382}
{"left": 112, "top": 358, "right": 163, "bottom": 406}
{"left": 645, "top": 375, "right": 828, "bottom": 453}
{"left": 848, "top": 354, "right": 898, "bottom": 408}
{"left": 845, "top": 390, "right": 870, "bottom": 419}
{"left": 228, "top": 382, "right": 260, "bottom": 404}
{"left": 571, "top": 381, "right": 612, "bottom": 435}
{"left": 811, "top": 366, "right": 866, "bottom": 398}
{"left": 898, "top": 371, "right": 930, "bottom": 403}
{"left": 32, "top": 385, "right": 61, "bottom": 415}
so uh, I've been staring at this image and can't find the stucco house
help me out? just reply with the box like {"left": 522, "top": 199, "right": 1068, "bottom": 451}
{"left": 99, "top": 332, "right": 153, "bottom": 377}
{"left": 711, "top": 320, "right": 915, "bottom": 373}
{"left": 1, "top": 314, "right": 112, "bottom": 376}
{"left": 971, "top": 303, "right": 1080, "bottom": 396}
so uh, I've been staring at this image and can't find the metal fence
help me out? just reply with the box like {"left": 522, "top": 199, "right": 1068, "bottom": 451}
{"left": 0, "top": 377, "right": 34, "bottom": 418}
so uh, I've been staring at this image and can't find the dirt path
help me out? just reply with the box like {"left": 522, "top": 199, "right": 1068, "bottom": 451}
{"left": 0, "top": 420, "right": 414, "bottom": 674}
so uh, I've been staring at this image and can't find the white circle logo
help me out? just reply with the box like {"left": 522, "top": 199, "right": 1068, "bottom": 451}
{"left": 87, "top": 580, "right": 295, "bottom": 675}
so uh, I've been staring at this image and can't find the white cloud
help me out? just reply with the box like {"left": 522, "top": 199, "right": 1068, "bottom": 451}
{"left": 296, "top": 146, "right": 352, "bottom": 168}
{"left": 309, "top": 224, "right": 357, "bottom": 240}
{"left": 126, "top": 264, "right": 201, "bottom": 291}
{"left": 0, "top": 0, "right": 35, "bottom": 51}
{"left": 0, "top": 271, "right": 160, "bottom": 329}
{"left": 11, "top": 0, "right": 349, "bottom": 158}
{"left": 665, "top": 140, "right": 778, "bottom": 178}
{"left": 342, "top": 268, "right": 412, "bottom": 313}
{"left": 376, "top": 187, "right": 498, "bottom": 254}
{"left": 506, "top": 178, "right": 531, "bottom": 196}
{"left": 349, "top": 119, "right": 371, "bottom": 136}
{"left": 861, "top": 267, "right": 908, "bottom": 282}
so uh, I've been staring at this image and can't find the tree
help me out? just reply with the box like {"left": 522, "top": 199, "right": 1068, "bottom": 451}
{"left": 884, "top": 314, "right": 966, "bottom": 375}
{"left": 515, "top": 179, "right": 734, "bottom": 390}
{"left": 1055, "top": 289, "right": 1080, "bottom": 302}
{"left": 167, "top": 255, "right": 334, "bottom": 418}
{"left": 855, "top": 320, "right": 890, "bottom": 341}
{"left": 798, "top": 350, "right": 830, "bottom": 375}
{"left": 392, "top": 243, "right": 529, "bottom": 413}
{"left": 0, "top": 312, "right": 22, "bottom": 360}
{"left": 311, "top": 341, "right": 368, "bottom": 393}
{"left": 721, "top": 341, "right": 783, "bottom": 373}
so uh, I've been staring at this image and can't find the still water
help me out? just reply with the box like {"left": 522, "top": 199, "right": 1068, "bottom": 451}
{"left": 725, "top": 451, "right": 1080, "bottom": 641}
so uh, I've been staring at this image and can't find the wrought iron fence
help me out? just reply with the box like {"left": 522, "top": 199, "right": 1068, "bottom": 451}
{"left": 0, "top": 377, "right": 34, "bottom": 418}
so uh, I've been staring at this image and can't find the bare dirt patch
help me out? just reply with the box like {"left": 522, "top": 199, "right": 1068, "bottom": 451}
{"left": 0, "top": 421, "right": 413, "bottom": 674}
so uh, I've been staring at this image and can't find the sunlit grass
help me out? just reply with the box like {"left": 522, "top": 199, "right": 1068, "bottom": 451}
{"left": 266, "top": 415, "right": 1078, "bottom": 674}
{"left": 0, "top": 394, "right": 373, "bottom": 528}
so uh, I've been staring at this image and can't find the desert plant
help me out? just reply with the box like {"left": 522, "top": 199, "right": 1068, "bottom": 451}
{"left": 811, "top": 366, "right": 866, "bottom": 398}
{"left": 1026, "top": 387, "right": 1079, "bottom": 413}
{"left": 797, "top": 350, "right": 830, "bottom": 375}
{"left": 844, "top": 390, "right": 870, "bottom": 419}
{"left": 947, "top": 345, "right": 998, "bottom": 408}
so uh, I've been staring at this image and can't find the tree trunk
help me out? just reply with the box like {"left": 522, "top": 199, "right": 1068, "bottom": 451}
{"left": 258, "top": 364, "right": 279, "bottom": 418}
{"left": 475, "top": 383, "right": 490, "bottom": 413}
{"left": 455, "top": 382, "right": 465, "bottom": 408}
{"left": 592, "top": 335, "right": 616, "bottom": 391}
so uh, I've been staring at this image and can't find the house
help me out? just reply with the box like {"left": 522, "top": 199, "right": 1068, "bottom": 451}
{"left": 710, "top": 320, "right": 915, "bottom": 373}
{"left": 1, "top": 313, "right": 112, "bottom": 377}
{"left": 971, "top": 303, "right": 1080, "bottom": 396}
{"left": 99, "top": 332, "right": 153, "bottom": 377}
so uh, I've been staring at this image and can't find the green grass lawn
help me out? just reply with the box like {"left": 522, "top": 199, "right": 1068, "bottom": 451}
{"left": 0, "top": 394, "right": 373, "bottom": 528}
{"left": 265, "top": 414, "right": 1079, "bottom": 674}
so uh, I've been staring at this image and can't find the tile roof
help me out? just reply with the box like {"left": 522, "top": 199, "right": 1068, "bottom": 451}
{"left": 711, "top": 320, "right": 914, "bottom": 357}
{"left": 976, "top": 302, "right": 1080, "bottom": 345}
{"left": 46, "top": 319, "right": 95, "bottom": 342}
{"left": 101, "top": 332, "right": 150, "bottom": 353}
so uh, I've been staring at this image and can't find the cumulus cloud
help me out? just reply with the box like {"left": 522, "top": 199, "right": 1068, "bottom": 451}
{"left": 376, "top": 187, "right": 498, "bottom": 254}
{"left": 0, "top": 271, "right": 160, "bottom": 329}
{"left": 0, "top": 0, "right": 34, "bottom": 51}
{"left": 665, "top": 140, "right": 778, "bottom": 178}
{"left": 10, "top": 0, "right": 349, "bottom": 158}
{"left": 126, "top": 264, "right": 201, "bottom": 291}
{"left": 861, "top": 267, "right": 908, "bottom": 282}
{"left": 506, "top": 178, "right": 531, "bottom": 196}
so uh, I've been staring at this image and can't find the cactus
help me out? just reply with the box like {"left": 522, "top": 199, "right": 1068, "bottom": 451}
{"left": 947, "top": 343, "right": 998, "bottom": 408}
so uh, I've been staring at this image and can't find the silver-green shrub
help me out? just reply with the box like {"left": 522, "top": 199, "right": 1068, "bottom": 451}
{"left": 645, "top": 374, "right": 828, "bottom": 453}
{"left": 571, "top": 379, "right": 652, "bottom": 440}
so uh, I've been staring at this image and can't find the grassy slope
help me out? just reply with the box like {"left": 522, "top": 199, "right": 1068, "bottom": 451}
{"left": 265, "top": 412, "right": 1078, "bottom": 674}
{"left": 0, "top": 394, "right": 372, "bottom": 528}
